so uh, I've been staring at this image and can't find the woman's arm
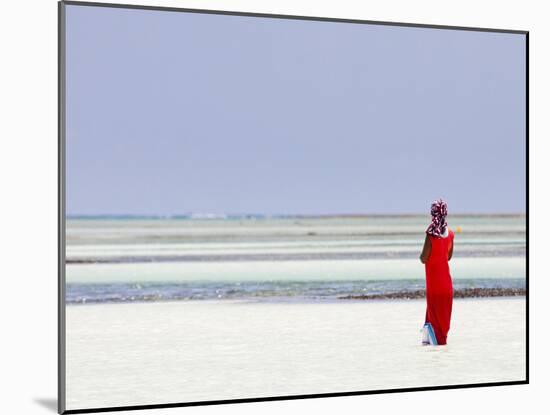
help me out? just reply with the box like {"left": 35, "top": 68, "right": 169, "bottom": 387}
{"left": 448, "top": 237, "right": 454, "bottom": 261}
{"left": 420, "top": 234, "right": 431, "bottom": 264}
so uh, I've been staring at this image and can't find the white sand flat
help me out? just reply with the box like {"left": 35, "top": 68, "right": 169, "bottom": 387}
{"left": 65, "top": 297, "right": 526, "bottom": 410}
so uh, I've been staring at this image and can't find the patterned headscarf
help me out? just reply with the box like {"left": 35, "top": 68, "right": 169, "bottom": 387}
{"left": 426, "top": 199, "right": 448, "bottom": 237}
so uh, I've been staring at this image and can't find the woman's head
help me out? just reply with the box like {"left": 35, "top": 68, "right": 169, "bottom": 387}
{"left": 426, "top": 199, "right": 448, "bottom": 237}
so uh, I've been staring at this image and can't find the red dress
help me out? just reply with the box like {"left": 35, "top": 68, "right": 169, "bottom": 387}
{"left": 425, "top": 230, "right": 454, "bottom": 345}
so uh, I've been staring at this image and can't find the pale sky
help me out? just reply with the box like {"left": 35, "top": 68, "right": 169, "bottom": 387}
{"left": 65, "top": 4, "right": 526, "bottom": 216}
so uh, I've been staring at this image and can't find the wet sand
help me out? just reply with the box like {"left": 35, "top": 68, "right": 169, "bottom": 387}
{"left": 339, "top": 287, "right": 526, "bottom": 300}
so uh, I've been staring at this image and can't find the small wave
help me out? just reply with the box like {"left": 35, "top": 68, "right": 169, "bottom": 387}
{"left": 66, "top": 278, "right": 526, "bottom": 305}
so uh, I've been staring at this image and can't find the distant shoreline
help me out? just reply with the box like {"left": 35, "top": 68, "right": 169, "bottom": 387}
{"left": 66, "top": 213, "right": 527, "bottom": 220}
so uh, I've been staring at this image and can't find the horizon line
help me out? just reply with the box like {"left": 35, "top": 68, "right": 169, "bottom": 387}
{"left": 66, "top": 212, "right": 527, "bottom": 218}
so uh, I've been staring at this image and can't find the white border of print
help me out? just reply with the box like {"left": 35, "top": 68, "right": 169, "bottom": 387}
{"left": 0, "top": 1, "right": 545, "bottom": 415}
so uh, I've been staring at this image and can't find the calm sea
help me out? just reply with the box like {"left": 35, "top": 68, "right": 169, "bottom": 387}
{"left": 65, "top": 215, "right": 526, "bottom": 304}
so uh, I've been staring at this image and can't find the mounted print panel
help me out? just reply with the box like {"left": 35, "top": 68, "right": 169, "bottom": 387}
{"left": 59, "top": 1, "right": 527, "bottom": 413}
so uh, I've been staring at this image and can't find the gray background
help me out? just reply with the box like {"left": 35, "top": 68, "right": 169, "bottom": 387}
{"left": 65, "top": 5, "right": 526, "bottom": 215}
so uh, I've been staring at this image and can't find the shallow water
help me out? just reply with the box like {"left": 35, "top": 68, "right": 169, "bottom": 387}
{"left": 65, "top": 215, "right": 526, "bottom": 303}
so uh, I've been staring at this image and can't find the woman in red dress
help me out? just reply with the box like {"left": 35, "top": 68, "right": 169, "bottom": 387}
{"left": 420, "top": 199, "right": 454, "bottom": 345}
